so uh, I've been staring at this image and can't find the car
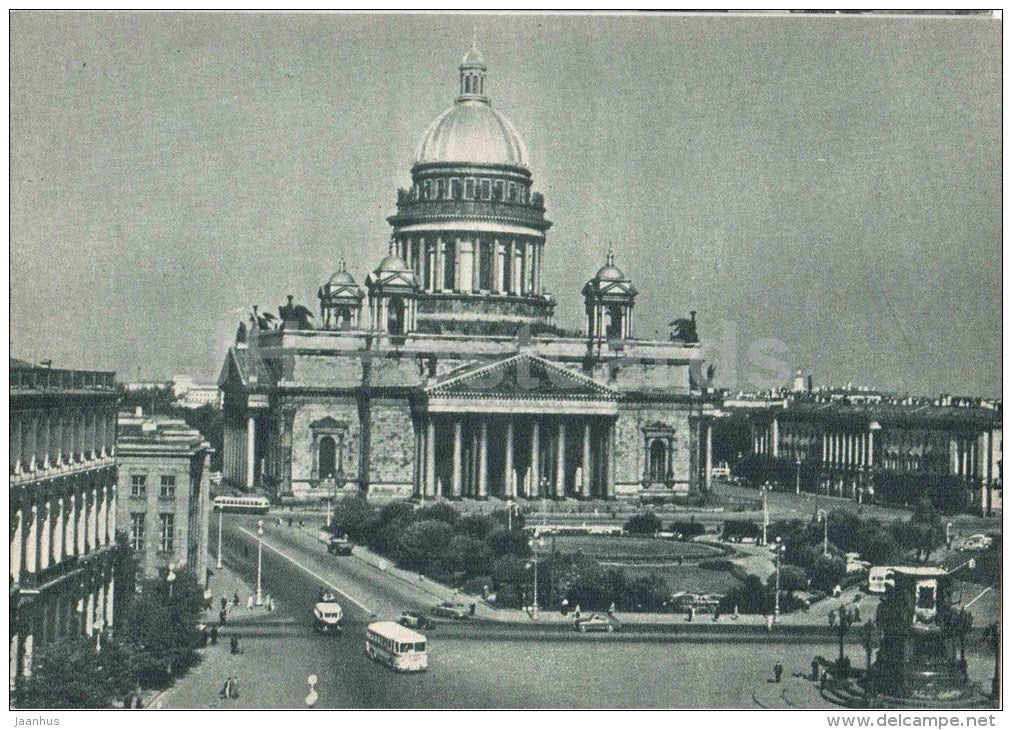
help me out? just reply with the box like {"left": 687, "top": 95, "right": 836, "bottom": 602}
{"left": 430, "top": 601, "right": 469, "bottom": 620}
{"left": 319, "top": 587, "right": 339, "bottom": 604}
{"left": 959, "top": 534, "right": 993, "bottom": 551}
{"left": 328, "top": 536, "right": 354, "bottom": 556}
{"left": 399, "top": 610, "right": 435, "bottom": 630}
{"left": 314, "top": 601, "right": 344, "bottom": 634}
{"left": 575, "top": 614, "right": 615, "bottom": 633}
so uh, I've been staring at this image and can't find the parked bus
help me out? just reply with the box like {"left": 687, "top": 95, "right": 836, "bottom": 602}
{"left": 365, "top": 621, "right": 428, "bottom": 672}
{"left": 867, "top": 566, "right": 898, "bottom": 594}
{"left": 212, "top": 495, "right": 270, "bottom": 515}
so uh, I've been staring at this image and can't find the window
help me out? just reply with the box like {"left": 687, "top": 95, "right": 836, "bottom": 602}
{"left": 481, "top": 179, "right": 491, "bottom": 200}
{"left": 450, "top": 179, "right": 462, "bottom": 199}
{"left": 423, "top": 180, "right": 432, "bottom": 199}
{"left": 494, "top": 180, "right": 505, "bottom": 201}
{"left": 130, "top": 514, "right": 145, "bottom": 551}
{"left": 159, "top": 514, "right": 174, "bottom": 552}
{"left": 319, "top": 436, "right": 337, "bottom": 479}
{"left": 437, "top": 179, "right": 446, "bottom": 199}
{"left": 465, "top": 178, "right": 475, "bottom": 199}
{"left": 160, "top": 475, "right": 176, "bottom": 499}
{"left": 649, "top": 440, "right": 669, "bottom": 483}
{"left": 130, "top": 474, "right": 146, "bottom": 497}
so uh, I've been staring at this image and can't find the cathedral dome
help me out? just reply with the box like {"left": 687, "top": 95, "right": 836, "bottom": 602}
{"left": 328, "top": 269, "right": 356, "bottom": 286}
{"left": 415, "top": 101, "right": 528, "bottom": 169}
{"left": 414, "top": 43, "right": 528, "bottom": 169}
{"left": 595, "top": 264, "right": 626, "bottom": 281}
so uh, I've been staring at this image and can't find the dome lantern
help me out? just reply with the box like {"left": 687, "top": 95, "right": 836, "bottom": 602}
{"left": 583, "top": 245, "right": 637, "bottom": 348}
{"left": 318, "top": 258, "right": 364, "bottom": 330}
{"left": 458, "top": 36, "right": 487, "bottom": 102}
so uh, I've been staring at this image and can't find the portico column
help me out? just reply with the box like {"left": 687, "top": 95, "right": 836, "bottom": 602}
{"left": 53, "top": 497, "right": 64, "bottom": 564}
{"left": 246, "top": 413, "right": 256, "bottom": 488}
{"left": 452, "top": 420, "right": 463, "bottom": 498}
{"left": 478, "top": 421, "right": 488, "bottom": 497}
{"left": 530, "top": 421, "right": 541, "bottom": 497}
{"left": 425, "top": 418, "right": 436, "bottom": 498}
{"left": 88, "top": 488, "right": 98, "bottom": 551}
{"left": 11, "top": 509, "right": 22, "bottom": 583}
{"left": 66, "top": 494, "right": 76, "bottom": 558}
{"left": 581, "top": 422, "right": 592, "bottom": 498}
{"left": 607, "top": 424, "right": 617, "bottom": 499}
{"left": 39, "top": 501, "right": 51, "bottom": 571}
{"left": 771, "top": 418, "right": 779, "bottom": 457}
{"left": 97, "top": 486, "right": 107, "bottom": 547}
{"left": 504, "top": 419, "right": 515, "bottom": 498}
{"left": 25, "top": 505, "right": 38, "bottom": 575}
{"left": 555, "top": 422, "right": 566, "bottom": 497}
{"left": 104, "top": 569, "right": 115, "bottom": 627}
{"left": 76, "top": 491, "right": 86, "bottom": 555}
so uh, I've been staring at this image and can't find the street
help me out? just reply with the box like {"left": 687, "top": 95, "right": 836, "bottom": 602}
{"left": 154, "top": 514, "right": 994, "bottom": 709}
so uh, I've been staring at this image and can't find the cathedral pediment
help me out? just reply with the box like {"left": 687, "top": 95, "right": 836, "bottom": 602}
{"left": 426, "top": 353, "right": 617, "bottom": 400}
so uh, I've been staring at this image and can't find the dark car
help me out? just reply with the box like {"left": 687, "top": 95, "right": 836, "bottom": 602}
{"left": 399, "top": 610, "right": 435, "bottom": 630}
{"left": 328, "top": 537, "right": 354, "bottom": 556}
{"left": 430, "top": 602, "right": 469, "bottom": 620}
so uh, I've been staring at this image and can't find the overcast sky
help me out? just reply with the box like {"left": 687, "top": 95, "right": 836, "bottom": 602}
{"left": 10, "top": 12, "right": 1001, "bottom": 396}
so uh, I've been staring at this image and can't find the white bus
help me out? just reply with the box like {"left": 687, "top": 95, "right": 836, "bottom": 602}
{"left": 365, "top": 621, "right": 428, "bottom": 673}
{"left": 212, "top": 495, "right": 270, "bottom": 515}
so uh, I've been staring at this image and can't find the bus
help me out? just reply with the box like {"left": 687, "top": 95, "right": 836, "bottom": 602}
{"left": 365, "top": 621, "right": 428, "bottom": 673}
{"left": 212, "top": 495, "right": 270, "bottom": 515}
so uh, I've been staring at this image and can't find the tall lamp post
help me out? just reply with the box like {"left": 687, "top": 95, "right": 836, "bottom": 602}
{"left": 216, "top": 505, "right": 224, "bottom": 570}
{"left": 817, "top": 509, "right": 828, "bottom": 557}
{"left": 773, "top": 539, "right": 784, "bottom": 621}
{"left": 94, "top": 619, "right": 105, "bottom": 653}
{"left": 760, "top": 482, "right": 770, "bottom": 546}
{"left": 166, "top": 561, "right": 177, "bottom": 599}
{"left": 529, "top": 536, "right": 545, "bottom": 619}
{"left": 795, "top": 455, "right": 802, "bottom": 495}
{"left": 255, "top": 519, "right": 264, "bottom": 606}
{"left": 324, "top": 476, "right": 336, "bottom": 529}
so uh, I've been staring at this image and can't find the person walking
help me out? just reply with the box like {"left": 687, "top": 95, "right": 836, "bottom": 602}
{"left": 811, "top": 658, "right": 821, "bottom": 682}
{"left": 733, "top": 604, "right": 739, "bottom": 621}
{"left": 774, "top": 662, "right": 783, "bottom": 683}
{"left": 829, "top": 610, "right": 836, "bottom": 628}
{"left": 574, "top": 605, "right": 582, "bottom": 622}
{"left": 233, "top": 591, "right": 240, "bottom": 607}
{"left": 765, "top": 614, "right": 774, "bottom": 633}
{"left": 607, "top": 602, "right": 616, "bottom": 618}
{"left": 209, "top": 625, "right": 219, "bottom": 645}
{"left": 561, "top": 598, "right": 570, "bottom": 616}
{"left": 220, "top": 596, "right": 227, "bottom": 612}
{"left": 246, "top": 594, "right": 254, "bottom": 611}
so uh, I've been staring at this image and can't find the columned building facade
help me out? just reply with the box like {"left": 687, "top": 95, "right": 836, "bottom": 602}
{"left": 219, "top": 45, "right": 716, "bottom": 503}
{"left": 9, "top": 359, "right": 119, "bottom": 686}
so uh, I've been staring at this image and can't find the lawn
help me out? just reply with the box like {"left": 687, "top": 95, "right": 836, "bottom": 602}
{"left": 551, "top": 535, "right": 723, "bottom": 562}
{"left": 620, "top": 564, "right": 743, "bottom": 596}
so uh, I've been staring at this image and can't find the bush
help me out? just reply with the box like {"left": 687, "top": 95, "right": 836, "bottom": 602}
{"left": 395, "top": 520, "right": 455, "bottom": 574}
{"left": 808, "top": 554, "right": 847, "bottom": 593}
{"left": 414, "top": 502, "right": 460, "bottom": 526}
{"left": 444, "top": 534, "right": 492, "bottom": 578}
{"left": 457, "top": 513, "right": 495, "bottom": 539}
{"left": 330, "top": 496, "right": 378, "bottom": 542}
{"left": 722, "top": 519, "right": 760, "bottom": 541}
{"left": 622, "top": 574, "right": 670, "bottom": 611}
{"left": 14, "top": 636, "right": 136, "bottom": 708}
{"left": 776, "top": 564, "right": 809, "bottom": 594}
{"left": 624, "top": 512, "right": 662, "bottom": 535}
{"left": 484, "top": 527, "right": 530, "bottom": 559}
{"left": 670, "top": 519, "right": 706, "bottom": 538}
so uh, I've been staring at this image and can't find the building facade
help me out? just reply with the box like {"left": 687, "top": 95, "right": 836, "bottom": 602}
{"left": 219, "top": 45, "right": 716, "bottom": 504}
{"left": 9, "top": 359, "right": 120, "bottom": 685}
{"left": 743, "top": 396, "right": 1002, "bottom": 515}
{"left": 116, "top": 409, "right": 212, "bottom": 581}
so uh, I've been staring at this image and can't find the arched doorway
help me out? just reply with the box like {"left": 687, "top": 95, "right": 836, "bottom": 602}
{"left": 388, "top": 298, "right": 405, "bottom": 335}
{"left": 649, "top": 439, "right": 668, "bottom": 483}
{"left": 318, "top": 435, "right": 337, "bottom": 480}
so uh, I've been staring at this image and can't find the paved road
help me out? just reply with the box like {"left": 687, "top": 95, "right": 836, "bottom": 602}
{"left": 157, "top": 514, "right": 994, "bottom": 709}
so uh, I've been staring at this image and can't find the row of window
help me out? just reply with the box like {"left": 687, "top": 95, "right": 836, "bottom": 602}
{"left": 412, "top": 176, "right": 529, "bottom": 204}
{"left": 129, "top": 513, "right": 174, "bottom": 552}
{"left": 130, "top": 474, "right": 177, "bottom": 499}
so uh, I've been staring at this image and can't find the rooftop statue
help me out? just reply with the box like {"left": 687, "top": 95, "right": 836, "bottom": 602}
{"left": 279, "top": 294, "right": 315, "bottom": 330}
{"left": 668, "top": 311, "right": 699, "bottom": 344}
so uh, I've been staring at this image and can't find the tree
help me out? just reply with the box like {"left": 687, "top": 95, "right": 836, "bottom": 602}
{"left": 444, "top": 534, "right": 492, "bottom": 578}
{"left": 14, "top": 637, "right": 136, "bottom": 709}
{"left": 118, "top": 571, "right": 206, "bottom": 688}
{"left": 395, "top": 519, "right": 455, "bottom": 573}
{"left": 414, "top": 502, "right": 460, "bottom": 526}
{"left": 484, "top": 527, "right": 530, "bottom": 559}
{"left": 330, "top": 495, "right": 378, "bottom": 542}
{"left": 623, "top": 574, "right": 670, "bottom": 611}
{"left": 908, "top": 498, "right": 945, "bottom": 563}
{"left": 777, "top": 564, "right": 809, "bottom": 595}
{"left": 624, "top": 512, "right": 662, "bottom": 535}
{"left": 808, "top": 554, "right": 847, "bottom": 592}
{"left": 457, "top": 513, "right": 495, "bottom": 539}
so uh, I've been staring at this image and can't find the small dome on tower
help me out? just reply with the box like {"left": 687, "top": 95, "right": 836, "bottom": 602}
{"left": 377, "top": 254, "right": 409, "bottom": 272}
{"left": 328, "top": 260, "right": 357, "bottom": 286}
{"left": 594, "top": 245, "right": 628, "bottom": 281}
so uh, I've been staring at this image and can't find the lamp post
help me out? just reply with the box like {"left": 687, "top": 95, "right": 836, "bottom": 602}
{"left": 795, "top": 456, "right": 802, "bottom": 495}
{"left": 216, "top": 506, "right": 223, "bottom": 570}
{"left": 255, "top": 519, "right": 264, "bottom": 606}
{"left": 817, "top": 509, "right": 828, "bottom": 557}
{"left": 306, "top": 674, "right": 318, "bottom": 708}
{"left": 529, "top": 536, "right": 545, "bottom": 619}
{"left": 324, "top": 476, "right": 336, "bottom": 529}
{"left": 507, "top": 500, "right": 518, "bottom": 531}
{"left": 760, "top": 482, "right": 770, "bottom": 546}
{"left": 166, "top": 561, "right": 177, "bottom": 599}
{"left": 94, "top": 619, "right": 104, "bottom": 653}
{"left": 774, "top": 539, "right": 784, "bottom": 621}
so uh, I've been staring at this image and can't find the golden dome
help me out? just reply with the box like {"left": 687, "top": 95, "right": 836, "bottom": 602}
{"left": 414, "top": 100, "right": 528, "bottom": 169}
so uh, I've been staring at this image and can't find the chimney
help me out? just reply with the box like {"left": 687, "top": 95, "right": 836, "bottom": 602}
{"left": 134, "top": 406, "right": 143, "bottom": 417}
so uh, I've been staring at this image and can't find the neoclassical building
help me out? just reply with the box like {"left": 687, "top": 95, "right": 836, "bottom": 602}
{"left": 219, "top": 45, "right": 715, "bottom": 503}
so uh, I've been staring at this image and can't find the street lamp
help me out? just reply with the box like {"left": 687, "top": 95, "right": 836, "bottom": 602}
{"left": 324, "top": 476, "right": 336, "bottom": 529}
{"left": 760, "top": 482, "right": 770, "bottom": 546}
{"left": 529, "top": 536, "right": 545, "bottom": 619}
{"left": 795, "top": 456, "right": 802, "bottom": 495}
{"left": 306, "top": 674, "right": 318, "bottom": 708}
{"left": 255, "top": 519, "right": 264, "bottom": 606}
{"left": 166, "top": 561, "right": 177, "bottom": 599}
{"left": 816, "top": 509, "right": 828, "bottom": 557}
{"left": 773, "top": 538, "right": 785, "bottom": 621}
{"left": 216, "top": 504, "right": 224, "bottom": 570}
{"left": 507, "top": 500, "right": 517, "bottom": 531}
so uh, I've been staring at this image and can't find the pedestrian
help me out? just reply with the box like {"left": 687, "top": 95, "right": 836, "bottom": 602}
{"left": 219, "top": 608, "right": 227, "bottom": 626}
{"left": 765, "top": 614, "right": 774, "bottom": 633}
{"left": 713, "top": 606, "right": 720, "bottom": 622}
{"left": 608, "top": 602, "right": 616, "bottom": 618}
{"left": 233, "top": 591, "right": 240, "bottom": 607}
{"left": 828, "top": 611, "right": 836, "bottom": 628}
{"left": 811, "top": 658, "right": 821, "bottom": 682}
{"left": 246, "top": 594, "right": 254, "bottom": 611}
{"left": 266, "top": 595, "right": 274, "bottom": 612}
{"left": 561, "top": 598, "right": 569, "bottom": 616}
{"left": 574, "top": 604, "right": 582, "bottom": 621}
{"left": 220, "top": 677, "right": 231, "bottom": 699}
{"left": 220, "top": 596, "right": 227, "bottom": 612}
{"left": 288, "top": 517, "right": 293, "bottom": 527}
{"left": 733, "top": 604, "right": 739, "bottom": 621}
{"left": 686, "top": 606, "right": 693, "bottom": 623}
{"left": 470, "top": 602, "right": 476, "bottom": 616}
{"left": 774, "top": 662, "right": 783, "bottom": 683}
{"left": 853, "top": 606, "right": 861, "bottom": 622}
{"left": 209, "top": 625, "right": 219, "bottom": 645}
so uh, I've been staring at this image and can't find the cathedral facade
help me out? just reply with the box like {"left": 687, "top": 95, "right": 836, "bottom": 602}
{"left": 219, "top": 45, "right": 716, "bottom": 503}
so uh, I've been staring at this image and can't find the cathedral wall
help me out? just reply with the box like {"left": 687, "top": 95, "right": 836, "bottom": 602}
{"left": 613, "top": 403, "right": 693, "bottom": 498}
{"left": 366, "top": 396, "right": 416, "bottom": 500}
{"left": 293, "top": 354, "right": 364, "bottom": 387}
{"left": 611, "top": 360, "right": 691, "bottom": 394}
{"left": 289, "top": 397, "right": 361, "bottom": 499}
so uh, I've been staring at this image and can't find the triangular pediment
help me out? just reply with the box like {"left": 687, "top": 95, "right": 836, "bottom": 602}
{"left": 427, "top": 354, "right": 617, "bottom": 400}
